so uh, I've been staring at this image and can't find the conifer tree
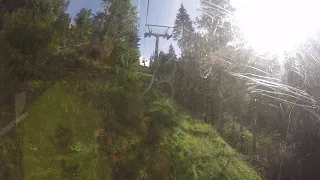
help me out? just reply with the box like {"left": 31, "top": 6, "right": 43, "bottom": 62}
{"left": 172, "top": 4, "right": 195, "bottom": 54}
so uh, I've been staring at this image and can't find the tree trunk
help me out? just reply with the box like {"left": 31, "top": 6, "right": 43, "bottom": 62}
{"left": 231, "top": 79, "right": 239, "bottom": 147}
{"left": 252, "top": 114, "right": 257, "bottom": 155}
{"left": 231, "top": 114, "right": 237, "bottom": 147}
{"left": 239, "top": 116, "right": 246, "bottom": 153}
{"left": 215, "top": 71, "right": 224, "bottom": 132}
{"left": 218, "top": 98, "right": 224, "bottom": 133}
{"left": 252, "top": 95, "right": 257, "bottom": 156}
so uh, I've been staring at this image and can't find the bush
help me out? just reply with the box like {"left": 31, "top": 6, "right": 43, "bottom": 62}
{"left": 146, "top": 98, "right": 179, "bottom": 126}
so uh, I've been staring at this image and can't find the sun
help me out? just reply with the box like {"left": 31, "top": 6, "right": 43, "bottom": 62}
{"left": 232, "top": 0, "right": 320, "bottom": 54}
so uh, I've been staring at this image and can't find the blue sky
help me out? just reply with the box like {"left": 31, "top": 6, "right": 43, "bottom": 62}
{"left": 67, "top": 0, "right": 200, "bottom": 60}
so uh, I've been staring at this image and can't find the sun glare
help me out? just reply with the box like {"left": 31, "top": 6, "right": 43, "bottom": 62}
{"left": 233, "top": 0, "right": 320, "bottom": 54}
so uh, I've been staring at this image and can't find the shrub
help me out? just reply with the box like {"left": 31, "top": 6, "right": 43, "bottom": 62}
{"left": 146, "top": 98, "right": 179, "bottom": 126}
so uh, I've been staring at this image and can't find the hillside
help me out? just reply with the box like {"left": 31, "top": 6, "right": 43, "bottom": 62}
{"left": 15, "top": 81, "right": 261, "bottom": 180}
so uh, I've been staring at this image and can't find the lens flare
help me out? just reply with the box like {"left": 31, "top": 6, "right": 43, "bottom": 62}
{"left": 233, "top": 0, "right": 320, "bottom": 54}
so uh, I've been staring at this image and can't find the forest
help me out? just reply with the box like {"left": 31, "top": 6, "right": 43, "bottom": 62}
{"left": 1, "top": 0, "right": 320, "bottom": 179}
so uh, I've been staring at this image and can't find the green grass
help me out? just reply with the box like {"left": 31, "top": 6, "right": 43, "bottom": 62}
{"left": 139, "top": 66, "right": 151, "bottom": 74}
{"left": 167, "top": 118, "right": 261, "bottom": 180}
{"left": 139, "top": 72, "right": 153, "bottom": 77}
{"left": 141, "top": 98, "right": 261, "bottom": 180}
{"left": 18, "top": 82, "right": 260, "bottom": 180}
{"left": 20, "top": 82, "right": 106, "bottom": 180}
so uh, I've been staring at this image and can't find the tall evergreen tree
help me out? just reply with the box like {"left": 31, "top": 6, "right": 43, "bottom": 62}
{"left": 198, "top": 0, "right": 234, "bottom": 51}
{"left": 74, "top": 8, "right": 93, "bottom": 43}
{"left": 168, "top": 44, "right": 177, "bottom": 60}
{"left": 172, "top": 4, "right": 195, "bottom": 54}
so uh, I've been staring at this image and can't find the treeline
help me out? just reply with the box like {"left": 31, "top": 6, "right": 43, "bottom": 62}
{"left": 0, "top": 0, "right": 143, "bottom": 178}
{"left": 2, "top": 0, "right": 320, "bottom": 179}
{"left": 0, "top": 0, "right": 141, "bottom": 123}
{"left": 151, "top": 1, "right": 320, "bottom": 179}
{"left": 0, "top": 0, "right": 140, "bottom": 85}
{"left": 0, "top": 1, "right": 260, "bottom": 179}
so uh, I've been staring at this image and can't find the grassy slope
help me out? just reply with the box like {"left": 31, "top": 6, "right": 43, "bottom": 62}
{"left": 143, "top": 98, "right": 261, "bottom": 180}
{"left": 164, "top": 117, "right": 260, "bottom": 179}
{"left": 19, "top": 82, "right": 261, "bottom": 180}
{"left": 21, "top": 82, "right": 104, "bottom": 180}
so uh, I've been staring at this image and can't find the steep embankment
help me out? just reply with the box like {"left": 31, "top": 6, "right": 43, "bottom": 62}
{"left": 19, "top": 81, "right": 261, "bottom": 179}
{"left": 21, "top": 82, "right": 102, "bottom": 179}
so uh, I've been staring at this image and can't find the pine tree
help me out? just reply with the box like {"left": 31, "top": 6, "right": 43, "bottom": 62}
{"left": 172, "top": 4, "right": 195, "bottom": 54}
{"left": 74, "top": 8, "right": 93, "bottom": 42}
{"left": 198, "top": 0, "right": 234, "bottom": 50}
{"left": 168, "top": 44, "right": 177, "bottom": 60}
{"left": 149, "top": 52, "right": 156, "bottom": 72}
{"left": 159, "top": 51, "right": 168, "bottom": 65}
